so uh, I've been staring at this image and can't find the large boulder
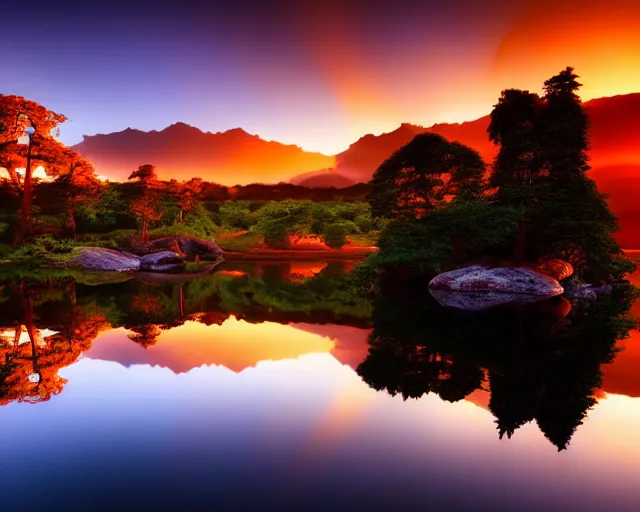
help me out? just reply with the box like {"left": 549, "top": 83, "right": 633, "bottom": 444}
{"left": 63, "top": 247, "right": 141, "bottom": 272}
{"left": 139, "top": 251, "right": 185, "bottom": 272}
{"left": 137, "top": 236, "right": 223, "bottom": 261}
{"left": 537, "top": 259, "right": 574, "bottom": 281}
{"left": 428, "top": 265, "right": 564, "bottom": 311}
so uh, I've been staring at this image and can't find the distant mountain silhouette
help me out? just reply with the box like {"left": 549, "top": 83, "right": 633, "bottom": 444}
{"left": 72, "top": 123, "right": 334, "bottom": 186}
{"left": 291, "top": 169, "right": 356, "bottom": 189}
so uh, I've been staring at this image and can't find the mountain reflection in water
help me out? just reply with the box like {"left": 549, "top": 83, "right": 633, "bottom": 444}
{"left": 1, "top": 261, "right": 639, "bottom": 510}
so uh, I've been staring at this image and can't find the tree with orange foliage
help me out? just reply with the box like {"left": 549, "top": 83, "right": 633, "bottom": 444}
{"left": 177, "top": 177, "right": 204, "bottom": 223}
{"left": 43, "top": 142, "right": 102, "bottom": 238}
{"left": 128, "top": 164, "right": 163, "bottom": 243}
{"left": 0, "top": 95, "right": 66, "bottom": 244}
{"left": 0, "top": 281, "right": 108, "bottom": 406}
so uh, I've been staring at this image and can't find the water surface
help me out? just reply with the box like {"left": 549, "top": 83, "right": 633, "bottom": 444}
{"left": 1, "top": 261, "right": 639, "bottom": 511}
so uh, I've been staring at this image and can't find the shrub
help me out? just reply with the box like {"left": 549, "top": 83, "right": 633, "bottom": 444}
{"left": 323, "top": 222, "right": 349, "bottom": 249}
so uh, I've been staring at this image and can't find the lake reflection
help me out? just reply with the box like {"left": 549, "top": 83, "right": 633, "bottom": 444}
{"left": 1, "top": 261, "right": 640, "bottom": 511}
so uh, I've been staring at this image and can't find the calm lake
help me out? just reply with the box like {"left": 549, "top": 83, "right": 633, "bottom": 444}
{"left": 1, "top": 260, "right": 640, "bottom": 511}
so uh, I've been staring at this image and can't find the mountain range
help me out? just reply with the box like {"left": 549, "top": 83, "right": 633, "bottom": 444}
{"left": 72, "top": 123, "right": 334, "bottom": 186}
{"left": 73, "top": 93, "right": 640, "bottom": 247}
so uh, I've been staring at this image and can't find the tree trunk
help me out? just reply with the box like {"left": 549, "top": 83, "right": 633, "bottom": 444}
{"left": 179, "top": 209, "right": 184, "bottom": 223}
{"left": 65, "top": 193, "right": 77, "bottom": 239}
{"left": 515, "top": 222, "right": 527, "bottom": 264}
{"left": 141, "top": 218, "right": 148, "bottom": 243}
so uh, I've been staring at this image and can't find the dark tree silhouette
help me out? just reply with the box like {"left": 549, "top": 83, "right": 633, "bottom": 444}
{"left": 488, "top": 67, "right": 633, "bottom": 280}
{"left": 368, "top": 133, "right": 485, "bottom": 220}
{"left": 357, "top": 267, "right": 636, "bottom": 451}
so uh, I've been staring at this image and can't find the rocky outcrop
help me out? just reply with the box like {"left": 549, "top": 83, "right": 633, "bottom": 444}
{"left": 62, "top": 247, "right": 141, "bottom": 272}
{"left": 537, "top": 259, "right": 574, "bottom": 281}
{"left": 139, "top": 251, "right": 185, "bottom": 273}
{"left": 136, "top": 236, "right": 223, "bottom": 261}
{"left": 428, "top": 265, "right": 564, "bottom": 311}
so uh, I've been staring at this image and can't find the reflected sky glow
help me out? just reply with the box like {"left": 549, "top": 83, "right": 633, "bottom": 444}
{"left": 1, "top": 321, "right": 640, "bottom": 510}
{"left": 0, "top": 349, "right": 639, "bottom": 510}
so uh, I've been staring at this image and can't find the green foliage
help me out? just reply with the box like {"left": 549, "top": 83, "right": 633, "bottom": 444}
{"left": 373, "top": 200, "right": 522, "bottom": 274}
{"left": 488, "top": 67, "right": 632, "bottom": 281}
{"left": 257, "top": 217, "right": 292, "bottom": 249}
{"left": 217, "top": 201, "right": 255, "bottom": 230}
{"left": 354, "top": 213, "right": 374, "bottom": 233}
{"left": 215, "top": 233, "right": 262, "bottom": 252}
{"left": 369, "top": 133, "right": 486, "bottom": 220}
{"left": 7, "top": 235, "right": 77, "bottom": 262}
{"left": 323, "top": 222, "right": 349, "bottom": 249}
{"left": 150, "top": 204, "right": 217, "bottom": 239}
{"left": 159, "top": 193, "right": 181, "bottom": 225}
{"left": 77, "top": 229, "right": 137, "bottom": 249}
{"left": 246, "top": 200, "right": 373, "bottom": 249}
{"left": 249, "top": 200, "right": 314, "bottom": 248}
{"left": 349, "top": 260, "right": 382, "bottom": 299}
{"left": 87, "top": 186, "right": 127, "bottom": 228}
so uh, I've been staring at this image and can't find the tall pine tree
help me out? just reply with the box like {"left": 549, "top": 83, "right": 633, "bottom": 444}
{"left": 488, "top": 67, "right": 634, "bottom": 281}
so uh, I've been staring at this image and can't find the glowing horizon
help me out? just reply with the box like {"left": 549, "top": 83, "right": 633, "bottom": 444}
{"left": 2, "top": 1, "right": 639, "bottom": 157}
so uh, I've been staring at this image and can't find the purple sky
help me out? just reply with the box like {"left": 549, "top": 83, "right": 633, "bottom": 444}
{"left": 5, "top": 0, "right": 637, "bottom": 154}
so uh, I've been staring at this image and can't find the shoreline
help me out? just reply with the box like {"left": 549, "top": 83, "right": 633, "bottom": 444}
{"left": 221, "top": 246, "right": 377, "bottom": 261}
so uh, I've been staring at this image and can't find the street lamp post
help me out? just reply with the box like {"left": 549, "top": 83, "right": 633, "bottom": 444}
{"left": 19, "top": 125, "right": 36, "bottom": 244}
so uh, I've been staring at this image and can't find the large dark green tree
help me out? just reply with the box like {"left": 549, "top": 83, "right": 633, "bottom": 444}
{"left": 368, "top": 133, "right": 485, "bottom": 220}
{"left": 488, "top": 67, "right": 633, "bottom": 281}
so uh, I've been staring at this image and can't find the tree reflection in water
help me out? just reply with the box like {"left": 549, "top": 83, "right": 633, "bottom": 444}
{"left": 0, "top": 264, "right": 636, "bottom": 452}
{"left": 0, "top": 279, "right": 109, "bottom": 405}
{"left": 0, "top": 263, "right": 371, "bottom": 404}
{"left": 357, "top": 270, "right": 637, "bottom": 451}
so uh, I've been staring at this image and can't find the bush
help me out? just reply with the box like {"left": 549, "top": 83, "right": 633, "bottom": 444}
{"left": 217, "top": 201, "right": 255, "bottom": 230}
{"left": 8, "top": 235, "right": 77, "bottom": 262}
{"left": 374, "top": 200, "right": 523, "bottom": 274}
{"left": 259, "top": 218, "right": 291, "bottom": 249}
{"left": 323, "top": 222, "right": 349, "bottom": 249}
{"left": 354, "top": 213, "right": 374, "bottom": 233}
{"left": 350, "top": 260, "right": 381, "bottom": 299}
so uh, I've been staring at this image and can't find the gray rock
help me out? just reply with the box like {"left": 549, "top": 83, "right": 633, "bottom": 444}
{"left": 139, "top": 251, "right": 185, "bottom": 272}
{"left": 136, "top": 236, "right": 223, "bottom": 261}
{"left": 564, "top": 283, "right": 613, "bottom": 301}
{"left": 64, "top": 247, "right": 141, "bottom": 272}
{"left": 428, "top": 265, "right": 564, "bottom": 311}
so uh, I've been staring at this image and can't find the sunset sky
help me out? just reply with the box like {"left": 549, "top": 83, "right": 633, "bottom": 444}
{"left": 2, "top": 0, "right": 639, "bottom": 154}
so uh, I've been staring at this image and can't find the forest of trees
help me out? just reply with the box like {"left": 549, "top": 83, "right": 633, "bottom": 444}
{"left": 0, "top": 98, "right": 376, "bottom": 254}
{"left": 365, "top": 67, "right": 634, "bottom": 283}
{"left": 2, "top": 67, "right": 635, "bottom": 283}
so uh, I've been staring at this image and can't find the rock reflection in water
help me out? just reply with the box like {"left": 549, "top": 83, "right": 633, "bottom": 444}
{"left": 358, "top": 270, "right": 637, "bottom": 451}
{"left": 0, "top": 262, "right": 638, "bottom": 454}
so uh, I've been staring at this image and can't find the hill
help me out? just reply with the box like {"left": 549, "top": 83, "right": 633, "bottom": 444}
{"left": 72, "top": 123, "right": 335, "bottom": 186}
{"left": 292, "top": 169, "right": 356, "bottom": 189}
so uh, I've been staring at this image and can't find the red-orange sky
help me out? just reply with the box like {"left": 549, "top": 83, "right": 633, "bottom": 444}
{"left": 2, "top": 0, "right": 639, "bottom": 154}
